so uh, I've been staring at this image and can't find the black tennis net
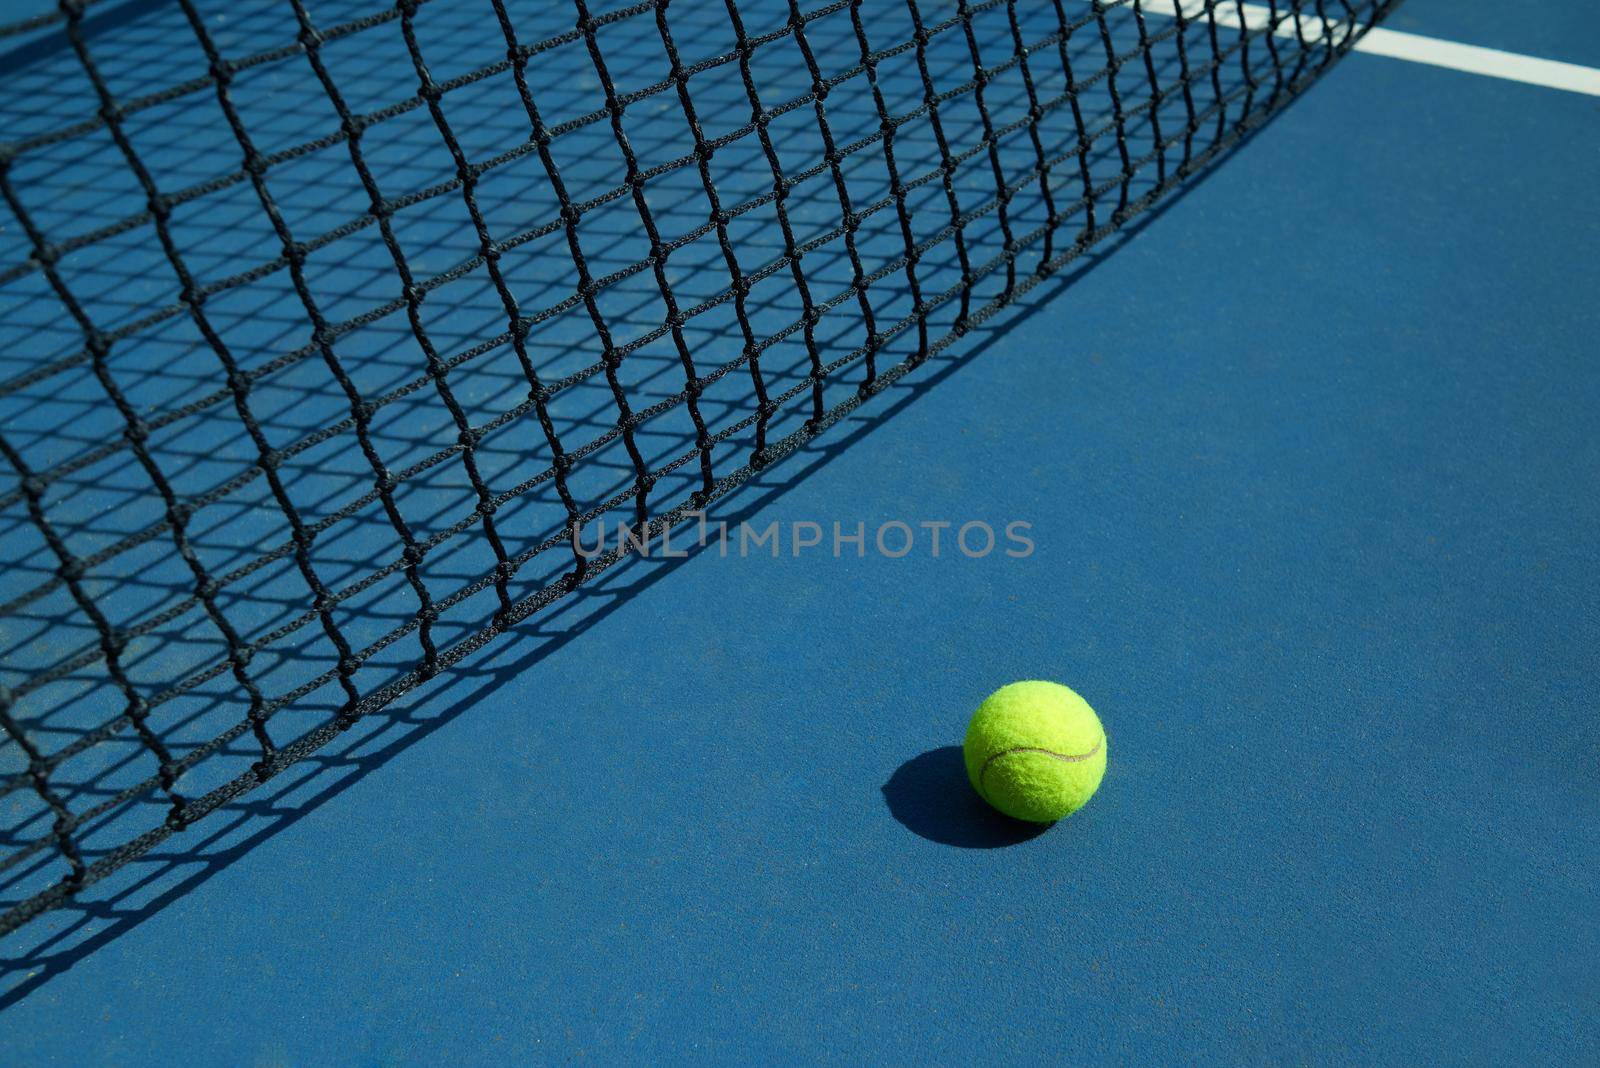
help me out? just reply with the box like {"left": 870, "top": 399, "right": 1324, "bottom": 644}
{"left": 0, "top": 0, "right": 1397, "bottom": 935}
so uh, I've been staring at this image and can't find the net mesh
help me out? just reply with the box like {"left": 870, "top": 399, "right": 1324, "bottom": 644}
{"left": 0, "top": 0, "right": 1397, "bottom": 934}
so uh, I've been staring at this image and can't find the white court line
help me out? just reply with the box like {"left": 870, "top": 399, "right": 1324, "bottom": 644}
{"left": 1135, "top": 0, "right": 1600, "bottom": 97}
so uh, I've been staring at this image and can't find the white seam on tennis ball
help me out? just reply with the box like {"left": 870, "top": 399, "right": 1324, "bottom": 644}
{"left": 978, "top": 737, "right": 1104, "bottom": 796}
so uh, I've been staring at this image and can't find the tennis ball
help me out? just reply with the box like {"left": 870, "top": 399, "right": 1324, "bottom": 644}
{"left": 963, "top": 680, "right": 1108, "bottom": 823}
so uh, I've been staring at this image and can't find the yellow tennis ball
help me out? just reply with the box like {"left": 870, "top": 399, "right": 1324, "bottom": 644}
{"left": 963, "top": 680, "right": 1108, "bottom": 823}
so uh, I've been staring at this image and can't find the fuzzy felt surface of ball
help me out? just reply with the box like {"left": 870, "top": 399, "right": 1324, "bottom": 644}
{"left": 963, "top": 680, "right": 1108, "bottom": 823}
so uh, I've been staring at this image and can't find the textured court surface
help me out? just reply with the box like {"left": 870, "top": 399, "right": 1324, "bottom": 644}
{"left": 3, "top": 0, "right": 1598, "bottom": 1063}
{"left": 2, "top": 0, "right": 1392, "bottom": 930}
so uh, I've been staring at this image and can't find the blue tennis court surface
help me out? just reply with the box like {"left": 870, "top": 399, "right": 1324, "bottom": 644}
{"left": 2, "top": 0, "right": 1596, "bottom": 1062}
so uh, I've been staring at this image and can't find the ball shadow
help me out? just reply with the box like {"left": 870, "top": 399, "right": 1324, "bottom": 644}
{"left": 882, "top": 746, "right": 1050, "bottom": 848}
